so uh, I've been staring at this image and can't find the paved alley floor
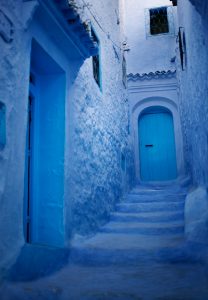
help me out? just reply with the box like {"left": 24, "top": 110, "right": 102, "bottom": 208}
{"left": 1, "top": 261, "right": 208, "bottom": 300}
{"left": 1, "top": 184, "right": 208, "bottom": 300}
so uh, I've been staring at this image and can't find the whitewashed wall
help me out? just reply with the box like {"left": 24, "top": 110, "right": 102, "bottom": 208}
{"left": 124, "top": 0, "right": 178, "bottom": 74}
{"left": 66, "top": 0, "right": 133, "bottom": 236}
{"left": 123, "top": 0, "right": 184, "bottom": 182}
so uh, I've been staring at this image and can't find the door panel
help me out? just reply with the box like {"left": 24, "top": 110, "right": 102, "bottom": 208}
{"left": 139, "top": 109, "right": 177, "bottom": 181}
{"left": 24, "top": 40, "right": 65, "bottom": 247}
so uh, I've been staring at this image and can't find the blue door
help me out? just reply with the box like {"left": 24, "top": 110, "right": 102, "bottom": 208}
{"left": 139, "top": 107, "right": 177, "bottom": 181}
{"left": 24, "top": 40, "right": 66, "bottom": 247}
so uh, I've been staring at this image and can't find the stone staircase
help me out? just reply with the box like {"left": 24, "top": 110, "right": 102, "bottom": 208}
{"left": 70, "top": 184, "right": 188, "bottom": 265}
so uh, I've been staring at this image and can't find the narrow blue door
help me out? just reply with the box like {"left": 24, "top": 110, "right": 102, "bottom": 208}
{"left": 24, "top": 40, "right": 65, "bottom": 247}
{"left": 139, "top": 107, "right": 177, "bottom": 181}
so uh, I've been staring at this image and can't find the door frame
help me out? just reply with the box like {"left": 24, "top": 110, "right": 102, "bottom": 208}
{"left": 24, "top": 39, "right": 66, "bottom": 247}
{"left": 132, "top": 97, "right": 185, "bottom": 183}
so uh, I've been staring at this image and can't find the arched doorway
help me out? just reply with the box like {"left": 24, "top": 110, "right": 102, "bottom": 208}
{"left": 138, "top": 106, "right": 177, "bottom": 181}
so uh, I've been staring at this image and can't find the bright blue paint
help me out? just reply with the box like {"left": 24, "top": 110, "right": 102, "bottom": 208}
{"left": 139, "top": 107, "right": 177, "bottom": 181}
{"left": 25, "top": 40, "right": 65, "bottom": 247}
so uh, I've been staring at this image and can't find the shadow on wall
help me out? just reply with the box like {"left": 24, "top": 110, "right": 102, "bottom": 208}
{"left": 7, "top": 244, "right": 70, "bottom": 282}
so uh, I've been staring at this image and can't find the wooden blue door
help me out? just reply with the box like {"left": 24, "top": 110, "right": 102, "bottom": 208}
{"left": 139, "top": 107, "right": 177, "bottom": 181}
{"left": 24, "top": 41, "right": 66, "bottom": 247}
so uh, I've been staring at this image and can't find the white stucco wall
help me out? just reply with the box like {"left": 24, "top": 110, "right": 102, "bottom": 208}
{"left": 124, "top": 0, "right": 178, "bottom": 74}
{"left": 66, "top": 0, "right": 133, "bottom": 236}
{"left": 128, "top": 75, "right": 185, "bottom": 182}
{"left": 123, "top": 0, "right": 184, "bottom": 182}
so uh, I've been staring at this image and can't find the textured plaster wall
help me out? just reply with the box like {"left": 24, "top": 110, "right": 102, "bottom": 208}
{"left": 0, "top": 0, "right": 132, "bottom": 274}
{"left": 124, "top": 0, "right": 178, "bottom": 74}
{"left": 0, "top": 0, "right": 37, "bottom": 274}
{"left": 66, "top": 0, "right": 133, "bottom": 237}
{"left": 177, "top": 0, "right": 208, "bottom": 186}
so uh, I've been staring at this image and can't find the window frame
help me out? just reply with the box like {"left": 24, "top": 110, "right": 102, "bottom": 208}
{"left": 145, "top": 6, "right": 175, "bottom": 38}
{"left": 91, "top": 27, "right": 102, "bottom": 91}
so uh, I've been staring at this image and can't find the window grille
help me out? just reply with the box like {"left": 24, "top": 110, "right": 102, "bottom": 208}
{"left": 149, "top": 7, "right": 169, "bottom": 35}
{"left": 145, "top": 6, "right": 175, "bottom": 38}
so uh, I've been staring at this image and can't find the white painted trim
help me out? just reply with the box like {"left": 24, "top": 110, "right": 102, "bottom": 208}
{"left": 131, "top": 96, "right": 185, "bottom": 183}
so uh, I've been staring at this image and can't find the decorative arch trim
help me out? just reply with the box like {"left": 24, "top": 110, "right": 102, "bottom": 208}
{"left": 132, "top": 96, "right": 178, "bottom": 115}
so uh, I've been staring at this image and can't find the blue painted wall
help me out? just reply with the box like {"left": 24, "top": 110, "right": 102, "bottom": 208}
{"left": 0, "top": 0, "right": 134, "bottom": 277}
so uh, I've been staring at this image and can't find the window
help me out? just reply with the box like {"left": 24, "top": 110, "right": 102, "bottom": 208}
{"left": 0, "top": 102, "right": 6, "bottom": 149}
{"left": 150, "top": 7, "right": 169, "bottom": 35}
{"left": 145, "top": 6, "right": 175, "bottom": 37}
{"left": 91, "top": 28, "right": 101, "bottom": 88}
{"left": 178, "top": 27, "right": 187, "bottom": 71}
{"left": 122, "top": 54, "right": 127, "bottom": 88}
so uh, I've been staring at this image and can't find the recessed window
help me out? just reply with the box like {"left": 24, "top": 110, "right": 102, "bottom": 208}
{"left": 178, "top": 27, "right": 187, "bottom": 71}
{"left": 149, "top": 7, "right": 169, "bottom": 35}
{"left": 145, "top": 6, "right": 175, "bottom": 38}
{"left": 0, "top": 102, "right": 6, "bottom": 149}
{"left": 122, "top": 54, "right": 127, "bottom": 88}
{"left": 91, "top": 28, "right": 101, "bottom": 89}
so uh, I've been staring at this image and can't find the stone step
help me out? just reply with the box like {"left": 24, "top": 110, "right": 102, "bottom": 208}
{"left": 100, "top": 221, "right": 184, "bottom": 235}
{"left": 125, "top": 193, "right": 186, "bottom": 203}
{"left": 110, "top": 211, "right": 184, "bottom": 223}
{"left": 116, "top": 201, "right": 184, "bottom": 213}
{"left": 130, "top": 186, "right": 186, "bottom": 196}
{"left": 70, "top": 233, "right": 187, "bottom": 266}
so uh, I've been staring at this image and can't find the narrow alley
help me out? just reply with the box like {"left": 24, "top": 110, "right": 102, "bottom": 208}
{"left": 0, "top": 0, "right": 208, "bottom": 299}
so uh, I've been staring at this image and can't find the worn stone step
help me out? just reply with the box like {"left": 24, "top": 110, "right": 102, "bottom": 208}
{"left": 130, "top": 186, "right": 186, "bottom": 196}
{"left": 100, "top": 221, "right": 184, "bottom": 235}
{"left": 125, "top": 193, "right": 186, "bottom": 203}
{"left": 70, "top": 233, "right": 187, "bottom": 266}
{"left": 116, "top": 201, "right": 184, "bottom": 213}
{"left": 110, "top": 211, "right": 184, "bottom": 223}
{"left": 71, "top": 232, "right": 184, "bottom": 251}
{"left": 70, "top": 246, "right": 190, "bottom": 266}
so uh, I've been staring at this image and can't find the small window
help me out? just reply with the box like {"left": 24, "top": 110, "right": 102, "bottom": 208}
{"left": 178, "top": 27, "right": 187, "bottom": 71}
{"left": 91, "top": 28, "right": 101, "bottom": 89}
{"left": 0, "top": 102, "right": 6, "bottom": 149}
{"left": 122, "top": 54, "right": 127, "bottom": 88}
{"left": 149, "top": 7, "right": 169, "bottom": 35}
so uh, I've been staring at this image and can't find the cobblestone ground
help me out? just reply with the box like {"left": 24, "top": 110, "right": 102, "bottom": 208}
{"left": 0, "top": 261, "right": 208, "bottom": 300}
